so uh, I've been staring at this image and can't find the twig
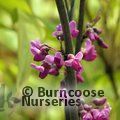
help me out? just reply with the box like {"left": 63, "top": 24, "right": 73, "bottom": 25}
{"left": 75, "top": 0, "right": 86, "bottom": 54}
{"left": 69, "top": 0, "right": 75, "bottom": 21}
{"left": 64, "top": 0, "right": 69, "bottom": 15}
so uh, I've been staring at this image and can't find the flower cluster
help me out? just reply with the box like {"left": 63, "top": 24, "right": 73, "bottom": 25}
{"left": 30, "top": 20, "right": 108, "bottom": 83}
{"left": 31, "top": 40, "right": 64, "bottom": 78}
{"left": 85, "top": 26, "right": 108, "bottom": 49}
{"left": 79, "top": 97, "right": 111, "bottom": 120}
{"left": 52, "top": 20, "right": 79, "bottom": 40}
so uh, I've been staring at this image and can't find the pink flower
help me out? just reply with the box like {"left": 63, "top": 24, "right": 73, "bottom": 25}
{"left": 91, "top": 109, "right": 100, "bottom": 120}
{"left": 44, "top": 55, "right": 54, "bottom": 65}
{"left": 76, "top": 71, "right": 84, "bottom": 83}
{"left": 52, "top": 24, "right": 63, "bottom": 40}
{"left": 84, "top": 104, "right": 92, "bottom": 111}
{"left": 65, "top": 51, "right": 83, "bottom": 72}
{"left": 52, "top": 20, "right": 79, "bottom": 40}
{"left": 54, "top": 52, "right": 64, "bottom": 69}
{"left": 99, "top": 108, "right": 110, "bottom": 120}
{"left": 86, "top": 28, "right": 99, "bottom": 41}
{"left": 82, "top": 112, "right": 93, "bottom": 120}
{"left": 31, "top": 62, "right": 50, "bottom": 79}
{"left": 49, "top": 67, "right": 59, "bottom": 75}
{"left": 30, "top": 40, "right": 49, "bottom": 61}
{"left": 80, "top": 110, "right": 87, "bottom": 118}
{"left": 31, "top": 63, "right": 44, "bottom": 73}
{"left": 86, "top": 28, "right": 108, "bottom": 49}
{"left": 38, "top": 62, "right": 51, "bottom": 79}
{"left": 93, "top": 97, "right": 107, "bottom": 106}
{"left": 31, "top": 52, "right": 63, "bottom": 79}
{"left": 91, "top": 106, "right": 111, "bottom": 120}
{"left": 97, "top": 38, "right": 109, "bottom": 49}
{"left": 83, "top": 39, "right": 97, "bottom": 61}
{"left": 69, "top": 20, "right": 79, "bottom": 38}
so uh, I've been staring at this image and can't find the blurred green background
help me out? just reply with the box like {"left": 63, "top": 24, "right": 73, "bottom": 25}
{"left": 0, "top": 0, "right": 120, "bottom": 120}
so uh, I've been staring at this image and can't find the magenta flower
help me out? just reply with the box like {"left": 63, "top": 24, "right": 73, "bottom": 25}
{"left": 54, "top": 52, "right": 64, "bottom": 69}
{"left": 49, "top": 67, "right": 59, "bottom": 75}
{"left": 80, "top": 110, "right": 87, "bottom": 118}
{"left": 52, "top": 20, "right": 79, "bottom": 40}
{"left": 69, "top": 20, "right": 79, "bottom": 38}
{"left": 83, "top": 39, "right": 97, "bottom": 61}
{"left": 99, "top": 108, "right": 111, "bottom": 120}
{"left": 39, "top": 62, "right": 51, "bottom": 79}
{"left": 31, "top": 63, "right": 44, "bottom": 73}
{"left": 91, "top": 109, "right": 100, "bottom": 120}
{"left": 31, "top": 62, "right": 50, "bottom": 79}
{"left": 30, "top": 40, "right": 49, "bottom": 61}
{"left": 76, "top": 71, "right": 84, "bottom": 83}
{"left": 65, "top": 51, "right": 83, "bottom": 72}
{"left": 86, "top": 28, "right": 99, "bottom": 41}
{"left": 93, "top": 97, "right": 107, "bottom": 106}
{"left": 44, "top": 55, "right": 54, "bottom": 65}
{"left": 31, "top": 52, "right": 63, "bottom": 79}
{"left": 97, "top": 38, "right": 109, "bottom": 49}
{"left": 86, "top": 28, "right": 108, "bottom": 49}
{"left": 52, "top": 24, "right": 63, "bottom": 40}
{"left": 84, "top": 104, "right": 92, "bottom": 111}
{"left": 82, "top": 112, "right": 93, "bottom": 120}
{"left": 91, "top": 105, "right": 111, "bottom": 120}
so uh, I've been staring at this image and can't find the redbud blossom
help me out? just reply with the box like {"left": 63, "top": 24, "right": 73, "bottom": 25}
{"left": 30, "top": 40, "right": 49, "bottom": 61}
{"left": 83, "top": 39, "right": 97, "bottom": 61}
{"left": 52, "top": 20, "right": 79, "bottom": 40}
{"left": 65, "top": 51, "right": 83, "bottom": 72}
{"left": 93, "top": 97, "right": 107, "bottom": 106}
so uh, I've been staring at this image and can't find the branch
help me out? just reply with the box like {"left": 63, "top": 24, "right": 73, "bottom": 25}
{"left": 69, "top": 0, "right": 75, "bottom": 21}
{"left": 64, "top": 0, "right": 69, "bottom": 16}
{"left": 55, "top": 0, "right": 73, "bottom": 55}
{"left": 75, "top": 0, "right": 86, "bottom": 54}
{"left": 55, "top": 0, "right": 79, "bottom": 120}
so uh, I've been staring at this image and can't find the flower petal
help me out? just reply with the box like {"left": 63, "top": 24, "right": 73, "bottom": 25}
{"left": 44, "top": 55, "right": 54, "bottom": 65}
{"left": 76, "top": 72, "right": 84, "bottom": 83}
{"left": 30, "top": 40, "right": 41, "bottom": 49}
{"left": 65, "top": 59, "right": 73, "bottom": 67}
{"left": 31, "top": 63, "right": 44, "bottom": 72}
{"left": 72, "top": 60, "right": 82, "bottom": 71}
{"left": 85, "top": 39, "right": 92, "bottom": 50}
{"left": 49, "top": 68, "right": 59, "bottom": 75}
{"left": 93, "top": 97, "right": 107, "bottom": 106}
{"left": 56, "top": 24, "right": 62, "bottom": 31}
{"left": 97, "top": 38, "right": 109, "bottom": 48}
{"left": 69, "top": 20, "right": 76, "bottom": 31}
{"left": 34, "top": 53, "right": 45, "bottom": 61}
{"left": 30, "top": 46, "right": 40, "bottom": 55}
{"left": 75, "top": 51, "right": 83, "bottom": 61}
{"left": 71, "top": 29, "right": 79, "bottom": 38}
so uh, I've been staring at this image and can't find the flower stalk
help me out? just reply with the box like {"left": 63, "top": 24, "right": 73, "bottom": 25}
{"left": 55, "top": 0, "right": 79, "bottom": 120}
{"left": 75, "top": 0, "right": 86, "bottom": 54}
